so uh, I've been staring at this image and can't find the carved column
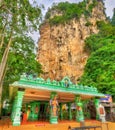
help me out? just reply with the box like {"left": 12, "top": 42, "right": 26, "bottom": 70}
{"left": 94, "top": 98, "right": 100, "bottom": 120}
{"left": 11, "top": 99, "right": 17, "bottom": 121}
{"left": 49, "top": 92, "right": 58, "bottom": 124}
{"left": 68, "top": 102, "right": 72, "bottom": 120}
{"left": 12, "top": 90, "right": 24, "bottom": 126}
{"left": 75, "top": 95, "right": 84, "bottom": 122}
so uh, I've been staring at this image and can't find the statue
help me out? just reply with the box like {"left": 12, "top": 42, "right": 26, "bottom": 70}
{"left": 64, "top": 79, "right": 69, "bottom": 88}
{"left": 50, "top": 96, "right": 58, "bottom": 116}
{"left": 98, "top": 104, "right": 106, "bottom": 122}
{"left": 35, "top": 105, "right": 39, "bottom": 114}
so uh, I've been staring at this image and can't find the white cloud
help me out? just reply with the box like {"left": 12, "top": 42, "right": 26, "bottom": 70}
{"left": 104, "top": 0, "right": 115, "bottom": 18}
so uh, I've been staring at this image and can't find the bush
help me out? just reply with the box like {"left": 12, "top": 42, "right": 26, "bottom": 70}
{"left": 85, "top": 21, "right": 92, "bottom": 26}
{"left": 45, "top": 1, "right": 98, "bottom": 25}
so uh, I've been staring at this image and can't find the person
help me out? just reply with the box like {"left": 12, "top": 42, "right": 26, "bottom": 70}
{"left": 68, "top": 126, "right": 71, "bottom": 130}
{"left": 22, "top": 111, "right": 27, "bottom": 124}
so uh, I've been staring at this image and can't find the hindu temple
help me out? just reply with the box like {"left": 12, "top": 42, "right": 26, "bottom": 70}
{"left": 9, "top": 74, "right": 104, "bottom": 126}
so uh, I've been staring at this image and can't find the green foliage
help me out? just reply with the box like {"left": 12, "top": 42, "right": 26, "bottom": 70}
{"left": 80, "top": 44, "right": 115, "bottom": 93}
{"left": 85, "top": 22, "right": 115, "bottom": 53}
{"left": 80, "top": 21, "right": 115, "bottom": 99}
{"left": 45, "top": 12, "right": 51, "bottom": 19}
{"left": 0, "top": 0, "right": 42, "bottom": 100}
{"left": 49, "top": 16, "right": 65, "bottom": 25}
{"left": 85, "top": 34, "right": 115, "bottom": 53}
{"left": 2, "top": 36, "right": 43, "bottom": 99}
{"left": 7, "top": 36, "right": 43, "bottom": 79}
{"left": 111, "top": 8, "right": 115, "bottom": 26}
{"left": 0, "top": 0, "right": 41, "bottom": 33}
{"left": 85, "top": 21, "right": 92, "bottom": 26}
{"left": 45, "top": 1, "right": 97, "bottom": 25}
{"left": 96, "top": 21, "right": 115, "bottom": 36}
{"left": 88, "top": 0, "right": 98, "bottom": 12}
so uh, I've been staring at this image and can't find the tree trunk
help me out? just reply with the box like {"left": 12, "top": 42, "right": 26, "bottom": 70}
{"left": 0, "top": 35, "right": 12, "bottom": 116}
{"left": 0, "top": 85, "right": 3, "bottom": 117}
{"left": 0, "top": 63, "right": 7, "bottom": 117}
{"left": 0, "top": 0, "right": 2, "bottom": 4}
{"left": 0, "top": 21, "right": 8, "bottom": 49}
{"left": 0, "top": 77, "right": 4, "bottom": 117}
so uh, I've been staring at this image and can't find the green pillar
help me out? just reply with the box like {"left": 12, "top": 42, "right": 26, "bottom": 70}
{"left": 49, "top": 92, "right": 58, "bottom": 124}
{"left": 68, "top": 102, "right": 72, "bottom": 120}
{"left": 12, "top": 90, "right": 24, "bottom": 126}
{"left": 11, "top": 99, "right": 17, "bottom": 121}
{"left": 83, "top": 100, "right": 90, "bottom": 119}
{"left": 94, "top": 98, "right": 100, "bottom": 120}
{"left": 60, "top": 103, "right": 63, "bottom": 120}
{"left": 28, "top": 101, "right": 40, "bottom": 121}
{"left": 75, "top": 96, "right": 84, "bottom": 122}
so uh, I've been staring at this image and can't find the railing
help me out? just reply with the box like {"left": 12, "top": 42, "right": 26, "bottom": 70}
{"left": 68, "top": 125, "right": 102, "bottom": 130}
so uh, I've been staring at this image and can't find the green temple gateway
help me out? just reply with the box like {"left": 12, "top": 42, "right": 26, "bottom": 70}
{"left": 9, "top": 74, "right": 104, "bottom": 126}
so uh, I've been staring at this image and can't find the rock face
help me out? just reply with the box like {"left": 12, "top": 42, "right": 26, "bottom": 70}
{"left": 37, "top": 1, "right": 106, "bottom": 83}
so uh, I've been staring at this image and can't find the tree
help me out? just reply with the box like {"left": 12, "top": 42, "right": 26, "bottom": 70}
{"left": 0, "top": 0, "right": 41, "bottom": 115}
{"left": 2, "top": 35, "right": 43, "bottom": 100}
{"left": 80, "top": 44, "right": 115, "bottom": 97}
{"left": 80, "top": 21, "right": 115, "bottom": 99}
{"left": 111, "top": 8, "right": 115, "bottom": 26}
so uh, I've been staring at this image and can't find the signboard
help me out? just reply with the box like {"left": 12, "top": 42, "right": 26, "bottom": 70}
{"left": 100, "top": 94, "right": 112, "bottom": 103}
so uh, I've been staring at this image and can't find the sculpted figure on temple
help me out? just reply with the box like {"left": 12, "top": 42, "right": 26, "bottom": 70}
{"left": 98, "top": 104, "right": 106, "bottom": 122}
{"left": 50, "top": 96, "right": 58, "bottom": 116}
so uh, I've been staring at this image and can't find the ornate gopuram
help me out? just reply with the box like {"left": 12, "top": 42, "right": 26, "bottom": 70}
{"left": 9, "top": 74, "right": 104, "bottom": 126}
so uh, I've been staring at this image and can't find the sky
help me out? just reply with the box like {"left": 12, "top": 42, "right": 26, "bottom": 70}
{"left": 29, "top": 0, "right": 115, "bottom": 43}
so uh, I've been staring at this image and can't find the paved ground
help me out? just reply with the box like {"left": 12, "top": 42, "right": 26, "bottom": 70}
{"left": 0, "top": 118, "right": 114, "bottom": 130}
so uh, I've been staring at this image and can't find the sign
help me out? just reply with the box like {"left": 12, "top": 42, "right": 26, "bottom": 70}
{"left": 100, "top": 94, "right": 112, "bottom": 103}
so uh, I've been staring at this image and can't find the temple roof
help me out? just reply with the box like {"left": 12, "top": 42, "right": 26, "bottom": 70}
{"left": 10, "top": 74, "right": 104, "bottom": 103}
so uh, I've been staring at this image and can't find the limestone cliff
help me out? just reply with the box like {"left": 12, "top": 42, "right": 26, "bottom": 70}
{"left": 37, "top": 0, "right": 106, "bottom": 82}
